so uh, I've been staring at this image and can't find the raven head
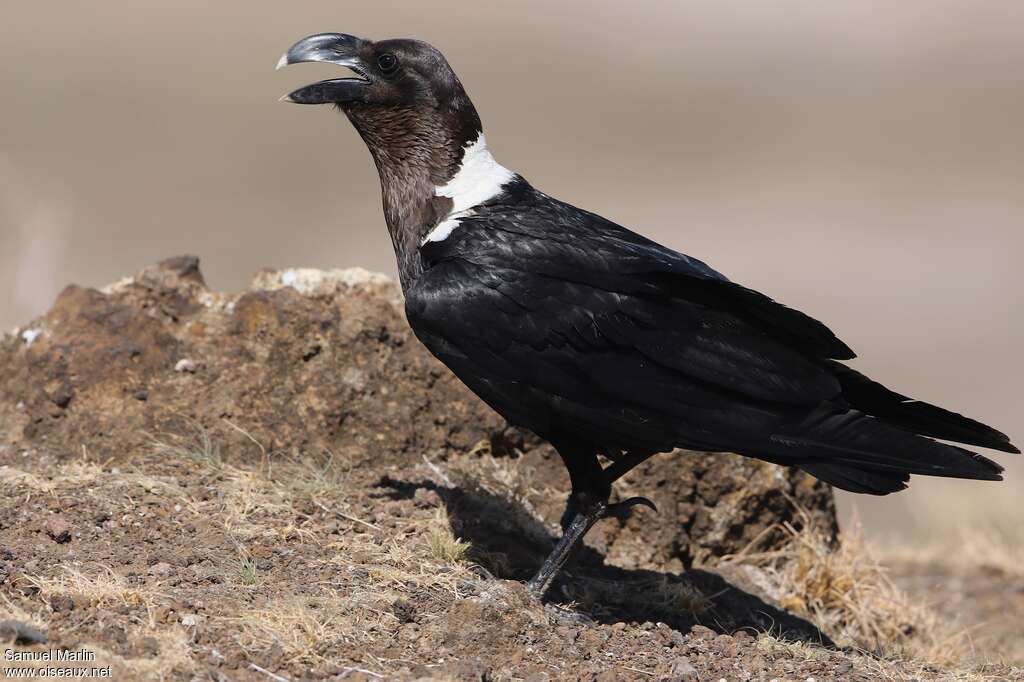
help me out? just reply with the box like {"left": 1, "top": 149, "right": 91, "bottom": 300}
{"left": 277, "top": 33, "right": 481, "bottom": 150}
{"left": 277, "top": 33, "right": 494, "bottom": 287}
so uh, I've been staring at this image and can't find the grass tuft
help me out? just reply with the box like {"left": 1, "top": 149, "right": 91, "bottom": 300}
{"left": 427, "top": 508, "right": 472, "bottom": 565}
{"left": 724, "top": 506, "right": 974, "bottom": 667}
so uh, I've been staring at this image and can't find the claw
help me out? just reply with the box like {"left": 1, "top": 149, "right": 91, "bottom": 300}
{"left": 604, "top": 495, "right": 658, "bottom": 519}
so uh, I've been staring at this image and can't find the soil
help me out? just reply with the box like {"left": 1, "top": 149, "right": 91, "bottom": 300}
{"left": 0, "top": 257, "right": 1019, "bottom": 681}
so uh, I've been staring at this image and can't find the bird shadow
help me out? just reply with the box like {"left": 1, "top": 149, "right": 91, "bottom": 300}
{"left": 375, "top": 475, "right": 834, "bottom": 647}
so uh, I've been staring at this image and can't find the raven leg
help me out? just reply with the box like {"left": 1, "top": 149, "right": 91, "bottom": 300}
{"left": 526, "top": 498, "right": 608, "bottom": 598}
{"left": 526, "top": 445, "right": 658, "bottom": 598}
{"left": 526, "top": 446, "right": 608, "bottom": 598}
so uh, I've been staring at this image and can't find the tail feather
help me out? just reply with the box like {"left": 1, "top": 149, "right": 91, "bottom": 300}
{"left": 828, "top": 361, "right": 1019, "bottom": 454}
{"left": 770, "top": 409, "right": 1004, "bottom": 495}
{"left": 797, "top": 461, "right": 908, "bottom": 495}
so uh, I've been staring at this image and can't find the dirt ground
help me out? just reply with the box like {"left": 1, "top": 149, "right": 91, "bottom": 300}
{"left": 1, "top": 260, "right": 1021, "bottom": 681}
{"left": 1, "top": 433, "right": 1021, "bottom": 681}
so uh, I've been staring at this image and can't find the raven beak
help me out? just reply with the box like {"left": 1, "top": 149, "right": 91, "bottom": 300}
{"left": 276, "top": 33, "right": 371, "bottom": 105}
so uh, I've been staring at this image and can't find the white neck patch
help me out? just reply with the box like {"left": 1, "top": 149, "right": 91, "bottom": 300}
{"left": 422, "top": 134, "right": 515, "bottom": 245}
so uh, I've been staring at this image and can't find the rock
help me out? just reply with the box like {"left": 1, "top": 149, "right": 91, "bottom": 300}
{"left": 49, "top": 595, "right": 75, "bottom": 613}
{"left": 689, "top": 625, "right": 716, "bottom": 641}
{"left": 391, "top": 599, "right": 416, "bottom": 624}
{"left": 0, "top": 257, "right": 836, "bottom": 567}
{"left": 0, "top": 619, "right": 46, "bottom": 645}
{"left": 413, "top": 488, "right": 442, "bottom": 508}
{"left": 173, "top": 358, "right": 198, "bottom": 373}
{"left": 669, "top": 657, "right": 699, "bottom": 681}
{"left": 148, "top": 562, "right": 173, "bottom": 578}
{"left": 43, "top": 515, "right": 71, "bottom": 543}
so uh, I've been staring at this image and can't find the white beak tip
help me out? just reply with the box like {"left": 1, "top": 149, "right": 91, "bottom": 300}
{"left": 278, "top": 93, "right": 295, "bottom": 103}
{"left": 275, "top": 53, "right": 289, "bottom": 70}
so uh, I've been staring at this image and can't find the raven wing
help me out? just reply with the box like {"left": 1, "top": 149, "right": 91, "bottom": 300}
{"left": 407, "top": 218, "right": 846, "bottom": 454}
{"left": 430, "top": 191, "right": 855, "bottom": 361}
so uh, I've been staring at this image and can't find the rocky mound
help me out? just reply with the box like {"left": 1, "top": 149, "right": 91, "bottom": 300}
{"left": 0, "top": 256, "right": 835, "bottom": 572}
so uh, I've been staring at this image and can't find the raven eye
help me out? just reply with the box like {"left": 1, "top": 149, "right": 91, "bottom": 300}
{"left": 377, "top": 53, "right": 399, "bottom": 73}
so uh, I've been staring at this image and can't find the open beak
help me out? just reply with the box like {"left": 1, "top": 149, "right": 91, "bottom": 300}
{"left": 277, "top": 33, "right": 371, "bottom": 104}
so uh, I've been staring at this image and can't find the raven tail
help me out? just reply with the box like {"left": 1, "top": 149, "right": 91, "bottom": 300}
{"left": 770, "top": 409, "right": 1004, "bottom": 495}
{"left": 827, "top": 361, "right": 1019, "bottom": 454}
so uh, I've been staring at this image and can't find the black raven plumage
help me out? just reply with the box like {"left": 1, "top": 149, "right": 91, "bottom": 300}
{"left": 278, "top": 33, "right": 1018, "bottom": 596}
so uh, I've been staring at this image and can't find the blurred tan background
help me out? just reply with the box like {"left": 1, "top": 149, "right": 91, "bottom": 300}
{"left": 1, "top": 1, "right": 1020, "bottom": 546}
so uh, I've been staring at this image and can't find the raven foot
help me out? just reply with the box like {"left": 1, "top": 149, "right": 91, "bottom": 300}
{"left": 604, "top": 495, "right": 658, "bottom": 519}
{"left": 526, "top": 495, "right": 658, "bottom": 599}
{"left": 526, "top": 501, "right": 608, "bottom": 599}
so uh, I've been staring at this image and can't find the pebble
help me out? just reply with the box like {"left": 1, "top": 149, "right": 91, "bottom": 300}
{"left": 148, "top": 562, "right": 173, "bottom": 577}
{"left": 43, "top": 515, "right": 71, "bottom": 544}
{"left": 0, "top": 620, "right": 46, "bottom": 645}
{"left": 392, "top": 599, "right": 416, "bottom": 624}
{"left": 413, "top": 488, "right": 442, "bottom": 508}
{"left": 670, "top": 657, "right": 698, "bottom": 681}
{"left": 20, "top": 329, "right": 42, "bottom": 347}
{"left": 174, "top": 358, "right": 198, "bottom": 373}
{"left": 49, "top": 595, "right": 75, "bottom": 613}
{"left": 689, "top": 624, "right": 716, "bottom": 640}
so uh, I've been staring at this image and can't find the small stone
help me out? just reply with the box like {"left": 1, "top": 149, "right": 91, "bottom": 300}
{"left": 174, "top": 358, "right": 197, "bottom": 373}
{"left": 49, "top": 595, "right": 75, "bottom": 613}
{"left": 51, "top": 385, "right": 73, "bottom": 409}
{"left": 20, "top": 329, "right": 42, "bottom": 347}
{"left": 670, "top": 657, "right": 698, "bottom": 681}
{"left": 180, "top": 614, "right": 201, "bottom": 627}
{"left": 713, "top": 633, "right": 738, "bottom": 657}
{"left": 391, "top": 599, "right": 416, "bottom": 624}
{"left": 148, "top": 562, "right": 173, "bottom": 577}
{"left": 689, "top": 624, "right": 716, "bottom": 641}
{"left": 0, "top": 620, "right": 46, "bottom": 645}
{"left": 413, "top": 488, "right": 442, "bottom": 508}
{"left": 133, "top": 636, "right": 159, "bottom": 657}
{"left": 43, "top": 516, "right": 71, "bottom": 543}
{"left": 398, "top": 624, "right": 420, "bottom": 642}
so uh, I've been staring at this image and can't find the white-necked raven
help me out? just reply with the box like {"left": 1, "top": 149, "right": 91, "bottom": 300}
{"left": 278, "top": 33, "right": 1018, "bottom": 597}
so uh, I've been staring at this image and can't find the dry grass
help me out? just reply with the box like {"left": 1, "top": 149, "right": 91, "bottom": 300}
{"left": 145, "top": 424, "right": 343, "bottom": 547}
{"left": 230, "top": 594, "right": 346, "bottom": 667}
{"left": 272, "top": 449, "right": 351, "bottom": 505}
{"left": 724, "top": 507, "right": 979, "bottom": 668}
{"left": 427, "top": 508, "right": 472, "bottom": 565}
{"left": 0, "top": 459, "right": 103, "bottom": 495}
{"left": 225, "top": 543, "right": 262, "bottom": 587}
{"left": 478, "top": 452, "right": 536, "bottom": 506}
{"left": 0, "top": 591, "right": 42, "bottom": 631}
{"left": 25, "top": 565, "right": 166, "bottom": 613}
{"left": 145, "top": 421, "right": 222, "bottom": 467}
